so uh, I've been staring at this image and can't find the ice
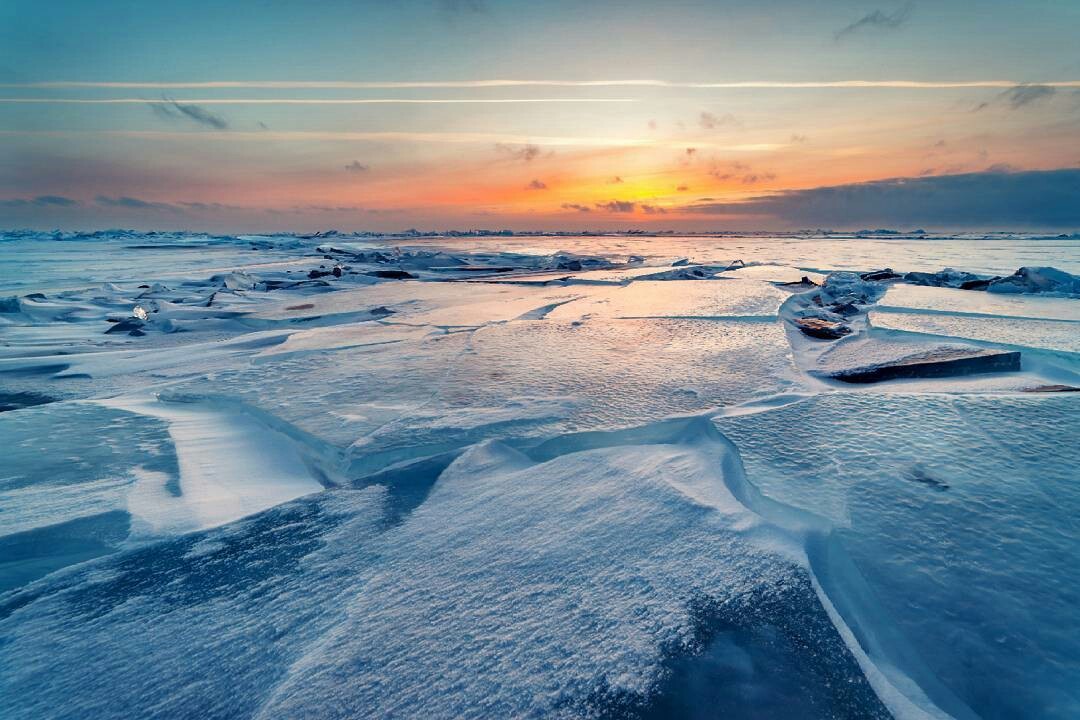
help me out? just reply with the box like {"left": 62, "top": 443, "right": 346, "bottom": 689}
{"left": 871, "top": 311, "right": 1080, "bottom": 353}
{"left": 0, "top": 420, "right": 890, "bottom": 720}
{"left": 986, "top": 266, "right": 1080, "bottom": 295}
{"left": 2, "top": 230, "right": 1080, "bottom": 719}
{"left": 879, "top": 284, "right": 1080, "bottom": 321}
{"left": 100, "top": 396, "right": 324, "bottom": 535}
{"left": 715, "top": 393, "right": 1080, "bottom": 720}
{"left": 545, "top": 278, "right": 787, "bottom": 320}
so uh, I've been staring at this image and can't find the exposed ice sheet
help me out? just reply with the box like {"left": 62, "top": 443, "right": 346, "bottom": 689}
{"left": 871, "top": 310, "right": 1080, "bottom": 353}
{"left": 880, "top": 284, "right": 1080, "bottom": 321}
{"left": 545, "top": 279, "right": 787, "bottom": 321}
{"left": 0, "top": 421, "right": 890, "bottom": 720}
{"left": 719, "top": 264, "right": 827, "bottom": 284}
{"left": 100, "top": 396, "right": 324, "bottom": 535}
{"left": 715, "top": 393, "right": 1080, "bottom": 720}
{"left": 0, "top": 402, "right": 178, "bottom": 591}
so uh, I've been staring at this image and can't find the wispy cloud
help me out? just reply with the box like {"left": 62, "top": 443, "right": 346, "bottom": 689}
{"left": 0, "top": 195, "right": 79, "bottom": 208}
{"left": 561, "top": 203, "right": 592, "bottom": 213}
{"left": 974, "top": 83, "right": 1057, "bottom": 111}
{"left": 150, "top": 96, "right": 228, "bottom": 129}
{"left": 835, "top": 3, "right": 913, "bottom": 41}
{"left": 596, "top": 200, "right": 637, "bottom": 213}
{"left": 710, "top": 161, "right": 777, "bottom": 184}
{"left": 95, "top": 195, "right": 182, "bottom": 211}
{"left": 496, "top": 143, "right": 544, "bottom": 161}
{"left": 0, "top": 97, "right": 635, "bottom": 105}
{"left": 526, "top": 179, "right": 548, "bottom": 190}
{"left": 345, "top": 161, "right": 370, "bottom": 173}
{"left": 0, "top": 129, "right": 783, "bottom": 151}
{"left": 698, "top": 111, "right": 740, "bottom": 129}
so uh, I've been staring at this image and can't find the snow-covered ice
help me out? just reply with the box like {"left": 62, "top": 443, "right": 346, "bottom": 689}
{"left": 1, "top": 230, "right": 1078, "bottom": 719}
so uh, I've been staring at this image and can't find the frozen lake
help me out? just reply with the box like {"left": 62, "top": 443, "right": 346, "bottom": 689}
{"left": 1, "top": 230, "right": 1078, "bottom": 719}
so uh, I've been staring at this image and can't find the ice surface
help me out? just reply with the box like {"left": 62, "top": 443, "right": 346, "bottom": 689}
{"left": 2, "top": 230, "right": 1080, "bottom": 719}
{"left": 872, "top": 311, "right": 1080, "bottom": 353}
{"left": 100, "top": 396, "right": 324, "bottom": 534}
{"left": 715, "top": 393, "right": 1080, "bottom": 720}
{"left": 879, "top": 284, "right": 1080, "bottom": 321}
{"left": 0, "top": 420, "right": 891, "bottom": 720}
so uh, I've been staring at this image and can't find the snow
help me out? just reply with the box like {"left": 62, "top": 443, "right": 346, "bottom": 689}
{"left": 100, "top": 395, "right": 325, "bottom": 535}
{"left": 1, "top": 230, "right": 1079, "bottom": 719}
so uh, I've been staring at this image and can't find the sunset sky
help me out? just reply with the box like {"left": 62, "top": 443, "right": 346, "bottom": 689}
{"left": 2, "top": 0, "right": 1079, "bottom": 231}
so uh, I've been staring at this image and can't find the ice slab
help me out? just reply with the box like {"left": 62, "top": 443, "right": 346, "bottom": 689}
{"left": 823, "top": 344, "right": 1021, "bottom": 383}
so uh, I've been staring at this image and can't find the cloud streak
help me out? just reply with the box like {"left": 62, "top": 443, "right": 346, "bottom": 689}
{"left": 835, "top": 3, "right": 913, "bottom": 40}
{"left": 974, "top": 83, "right": 1057, "bottom": 111}
{"left": 0, "top": 97, "right": 636, "bottom": 105}
{"left": 0, "top": 195, "right": 79, "bottom": 208}
{"left": 6, "top": 79, "right": 1080, "bottom": 89}
{"left": 95, "top": 195, "right": 183, "bottom": 211}
{"left": 0, "top": 129, "right": 781, "bottom": 151}
{"left": 150, "top": 97, "right": 228, "bottom": 129}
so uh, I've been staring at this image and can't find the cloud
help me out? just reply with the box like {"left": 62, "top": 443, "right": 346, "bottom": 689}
{"left": 684, "top": 168, "right": 1080, "bottom": 228}
{"left": 561, "top": 203, "right": 592, "bottom": 213}
{"left": 835, "top": 3, "right": 913, "bottom": 40}
{"left": 640, "top": 204, "right": 667, "bottom": 214}
{"left": 526, "top": 179, "right": 548, "bottom": 190}
{"left": 676, "top": 185, "right": 689, "bottom": 192}
{"left": 95, "top": 195, "right": 182, "bottom": 211}
{"left": 608, "top": 176, "right": 624, "bottom": 184}
{"left": 740, "top": 172, "right": 777, "bottom": 184}
{"left": 176, "top": 201, "right": 243, "bottom": 211}
{"left": 596, "top": 200, "right": 636, "bottom": 213}
{"left": 710, "top": 161, "right": 776, "bottom": 184}
{"left": 28, "top": 78, "right": 1080, "bottom": 90}
{"left": 296, "top": 205, "right": 365, "bottom": 213}
{"left": 698, "top": 112, "right": 740, "bottom": 130}
{"left": 150, "top": 96, "right": 229, "bottom": 129}
{"left": 495, "top": 143, "right": 543, "bottom": 162}
{"left": 1004, "top": 84, "right": 1056, "bottom": 108}
{"left": 0, "top": 194, "right": 79, "bottom": 208}
{"left": 345, "top": 161, "right": 370, "bottom": 173}
{"left": 973, "top": 84, "right": 1057, "bottom": 111}
{"left": 790, "top": 133, "right": 809, "bottom": 144}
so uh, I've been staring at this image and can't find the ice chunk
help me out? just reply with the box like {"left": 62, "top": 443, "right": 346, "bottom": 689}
{"left": 987, "top": 266, "right": 1080, "bottom": 295}
{"left": 823, "top": 344, "right": 1020, "bottom": 383}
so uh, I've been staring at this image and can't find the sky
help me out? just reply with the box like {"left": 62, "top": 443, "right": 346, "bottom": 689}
{"left": 1, "top": 0, "right": 1079, "bottom": 232}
